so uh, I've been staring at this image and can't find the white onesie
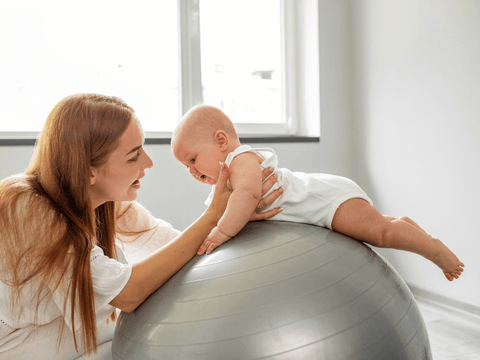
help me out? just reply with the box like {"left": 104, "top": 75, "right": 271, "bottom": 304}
{"left": 206, "top": 145, "right": 373, "bottom": 230}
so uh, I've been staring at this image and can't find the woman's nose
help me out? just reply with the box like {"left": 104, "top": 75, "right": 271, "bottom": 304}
{"left": 143, "top": 151, "right": 154, "bottom": 169}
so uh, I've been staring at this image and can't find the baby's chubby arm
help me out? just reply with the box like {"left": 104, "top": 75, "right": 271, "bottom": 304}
{"left": 198, "top": 152, "right": 263, "bottom": 255}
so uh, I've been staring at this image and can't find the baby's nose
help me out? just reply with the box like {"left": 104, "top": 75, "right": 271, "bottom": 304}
{"left": 189, "top": 166, "right": 198, "bottom": 176}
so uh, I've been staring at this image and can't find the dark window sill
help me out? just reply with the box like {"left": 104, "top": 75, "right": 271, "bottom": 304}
{"left": 1, "top": 136, "right": 320, "bottom": 146}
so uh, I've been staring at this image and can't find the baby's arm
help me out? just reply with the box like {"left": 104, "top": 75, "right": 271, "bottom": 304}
{"left": 198, "top": 152, "right": 263, "bottom": 255}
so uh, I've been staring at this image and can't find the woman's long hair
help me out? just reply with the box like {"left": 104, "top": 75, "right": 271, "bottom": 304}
{"left": 0, "top": 93, "right": 134, "bottom": 354}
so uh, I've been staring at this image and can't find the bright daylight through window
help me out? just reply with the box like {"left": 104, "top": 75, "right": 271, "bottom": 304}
{"left": 199, "top": 0, "right": 283, "bottom": 127}
{"left": 0, "top": 0, "right": 319, "bottom": 139}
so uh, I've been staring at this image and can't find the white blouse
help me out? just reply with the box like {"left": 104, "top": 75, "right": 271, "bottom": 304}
{"left": 0, "top": 201, "right": 181, "bottom": 353}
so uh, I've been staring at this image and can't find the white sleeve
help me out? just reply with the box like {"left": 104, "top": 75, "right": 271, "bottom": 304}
{"left": 51, "top": 246, "right": 132, "bottom": 333}
{"left": 90, "top": 246, "right": 132, "bottom": 308}
{"left": 115, "top": 201, "right": 181, "bottom": 263}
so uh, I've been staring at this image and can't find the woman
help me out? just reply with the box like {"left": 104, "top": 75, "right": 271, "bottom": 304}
{"left": 0, "top": 94, "right": 282, "bottom": 359}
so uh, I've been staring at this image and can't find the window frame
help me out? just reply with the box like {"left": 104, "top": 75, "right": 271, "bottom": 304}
{"left": 0, "top": 0, "right": 320, "bottom": 145}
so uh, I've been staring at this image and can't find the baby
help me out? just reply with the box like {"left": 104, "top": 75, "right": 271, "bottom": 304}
{"left": 171, "top": 105, "right": 464, "bottom": 281}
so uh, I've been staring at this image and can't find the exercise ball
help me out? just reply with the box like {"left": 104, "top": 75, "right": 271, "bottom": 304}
{"left": 112, "top": 221, "right": 432, "bottom": 359}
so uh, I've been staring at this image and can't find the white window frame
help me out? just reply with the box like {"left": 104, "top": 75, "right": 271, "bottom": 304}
{"left": 176, "top": 0, "right": 320, "bottom": 138}
{"left": 0, "top": 0, "right": 320, "bottom": 142}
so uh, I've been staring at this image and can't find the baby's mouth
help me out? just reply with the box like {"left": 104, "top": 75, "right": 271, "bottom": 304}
{"left": 194, "top": 173, "right": 209, "bottom": 183}
{"left": 132, "top": 180, "right": 140, "bottom": 186}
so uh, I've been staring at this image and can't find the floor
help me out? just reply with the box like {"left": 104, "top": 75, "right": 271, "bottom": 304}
{"left": 415, "top": 295, "right": 480, "bottom": 360}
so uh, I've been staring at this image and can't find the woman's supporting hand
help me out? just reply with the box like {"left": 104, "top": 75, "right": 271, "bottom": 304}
{"left": 204, "top": 162, "right": 232, "bottom": 223}
{"left": 249, "top": 167, "right": 283, "bottom": 221}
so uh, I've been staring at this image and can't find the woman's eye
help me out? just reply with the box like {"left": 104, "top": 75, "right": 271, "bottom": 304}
{"left": 129, "top": 152, "right": 140, "bottom": 162}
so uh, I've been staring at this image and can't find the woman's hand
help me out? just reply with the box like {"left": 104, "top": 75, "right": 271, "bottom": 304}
{"left": 205, "top": 162, "right": 232, "bottom": 223}
{"left": 249, "top": 167, "right": 283, "bottom": 221}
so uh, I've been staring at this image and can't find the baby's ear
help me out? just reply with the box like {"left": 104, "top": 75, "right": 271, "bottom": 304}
{"left": 214, "top": 130, "right": 229, "bottom": 150}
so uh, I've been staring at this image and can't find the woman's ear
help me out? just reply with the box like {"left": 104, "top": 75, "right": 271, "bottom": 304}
{"left": 89, "top": 169, "right": 97, "bottom": 186}
{"left": 214, "top": 130, "right": 229, "bottom": 150}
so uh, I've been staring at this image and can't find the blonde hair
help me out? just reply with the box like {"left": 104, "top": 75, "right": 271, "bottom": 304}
{"left": 0, "top": 93, "right": 134, "bottom": 354}
{"left": 172, "top": 104, "right": 239, "bottom": 146}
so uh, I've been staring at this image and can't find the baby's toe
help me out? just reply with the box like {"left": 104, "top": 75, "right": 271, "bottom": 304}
{"left": 444, "top": 272, "right": 454, "bottom": 281}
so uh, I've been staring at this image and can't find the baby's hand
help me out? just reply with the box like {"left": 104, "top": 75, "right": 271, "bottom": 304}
{"left": 197, "top": 227, "right": 231, "bottom": 255}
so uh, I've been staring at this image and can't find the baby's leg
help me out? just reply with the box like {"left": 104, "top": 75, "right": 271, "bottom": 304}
{"left": 383, "top": 215, "right": 429, "bottom": 235}
{"left": 331, "top": 199, "right": 464, "bottom": 281}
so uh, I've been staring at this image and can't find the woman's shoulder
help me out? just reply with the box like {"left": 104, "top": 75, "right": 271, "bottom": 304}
{"left": 116, "top": 201, "right": 147, "bottom": 221}
{"left": 0, "top": 173, "right": 30, "bottom": 192}
{"left": 115, "top": 201, "right": 178, "bottom": 233}
{"left": 0, "top": 174, "right": 34, "bottom": 207}
{"left": 0, "top": 175, "right": 65, "bottom": 256}
{"left": 115, "top": 201, "right": 154, "bottom": 230}
{"left": 0, "top": 174, "right": 57, "bottom": 220}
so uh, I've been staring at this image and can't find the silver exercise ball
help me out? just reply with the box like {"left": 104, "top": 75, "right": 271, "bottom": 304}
{"left": 112, "top": 221, "right": 432, "bottom": 360}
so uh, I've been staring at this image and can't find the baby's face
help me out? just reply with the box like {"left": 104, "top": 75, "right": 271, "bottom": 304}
{"left": 172, "top": 131, "right": 224, "bottom": 185}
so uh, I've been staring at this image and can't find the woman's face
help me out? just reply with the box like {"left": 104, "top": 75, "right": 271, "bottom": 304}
{"left": 89, "top": 118, "right": 153, "bottom": 208}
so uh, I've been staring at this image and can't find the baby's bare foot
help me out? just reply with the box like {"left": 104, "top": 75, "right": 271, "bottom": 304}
{"left": 430, "top": 238, "right": 464, "bottom": 281}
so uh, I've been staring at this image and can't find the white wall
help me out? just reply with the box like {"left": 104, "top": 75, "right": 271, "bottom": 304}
{"left": 350, "top": 0, "right": 480, "bottom": 308}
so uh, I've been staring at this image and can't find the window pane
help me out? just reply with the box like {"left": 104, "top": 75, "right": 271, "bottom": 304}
{"left": 199, "top": 0, "right": 283, "bottom": 124}
{"left": 0, "top": 0, "right": 178, "bottom": 133}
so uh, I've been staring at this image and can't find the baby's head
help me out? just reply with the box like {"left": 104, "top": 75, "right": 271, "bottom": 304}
{"left": 171, "top": 105, "right": 240, "bottom": 185}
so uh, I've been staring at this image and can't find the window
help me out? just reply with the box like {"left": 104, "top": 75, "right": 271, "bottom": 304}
{"left": 199, "top": 0, "right": 283, "bottom": 132}
{"left": 0, "top": 0, "right": 319, "bottom": 141}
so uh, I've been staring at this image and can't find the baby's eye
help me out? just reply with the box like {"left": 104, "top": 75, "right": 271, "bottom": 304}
{"left": 185, "top": 156, "right": 196, "bottom": 170}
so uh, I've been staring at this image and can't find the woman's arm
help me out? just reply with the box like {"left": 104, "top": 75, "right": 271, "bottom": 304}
{"left": 110, "top": 163, "right": 231, "bottom": 312}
